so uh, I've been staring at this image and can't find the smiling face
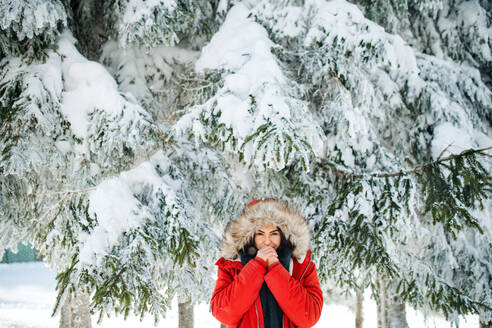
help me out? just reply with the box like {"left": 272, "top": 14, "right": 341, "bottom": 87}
{"left": 254, "top": 224, "right": 281, "bottom": 250}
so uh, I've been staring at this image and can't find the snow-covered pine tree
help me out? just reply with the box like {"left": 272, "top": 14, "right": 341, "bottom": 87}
{"left": 1, "top": 0, "right": 491, "bottom": 327}
{"left": 1, "top": 0, "right": 242, "bottom": 326}
{"left": 175, "top": 0, "right": 491, "bottom": 326}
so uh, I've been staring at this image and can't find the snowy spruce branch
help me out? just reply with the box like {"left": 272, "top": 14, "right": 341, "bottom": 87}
{"left": 312, "top": 145, "right": 491, "bottom": 319}
{"left": 322, "top": 145, "right": 492, "bottom": 179}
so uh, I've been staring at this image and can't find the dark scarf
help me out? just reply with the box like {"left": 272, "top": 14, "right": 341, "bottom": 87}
{"left": 240, "top": 244, "right": 292, "bottom": 328}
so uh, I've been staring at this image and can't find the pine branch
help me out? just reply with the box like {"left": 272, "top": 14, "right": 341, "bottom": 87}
{"left": 27, "top": 126, "right": 175, "bottom": 198}
{"left": 30, "top": 188, "right": 96, "bottom": 197}
{"left": 437, "top": 143, "right": 453, "bottom": 160}
{"left": 324, "top": 146, "right": 492, "bottom": 179}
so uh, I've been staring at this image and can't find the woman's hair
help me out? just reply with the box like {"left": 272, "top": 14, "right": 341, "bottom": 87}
{"left": 277, "top": 228, "right": 294, "bottom": 253}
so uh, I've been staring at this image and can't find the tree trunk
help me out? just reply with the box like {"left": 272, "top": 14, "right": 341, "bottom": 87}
{"left": 179, "top": 301, "right": 194, "bottom": 328}
{"left": 480, "top": 321, "right": 492, "bottom": 328}
{"left": 59, "top": 290, "right": 92, "bottom": 328}
{"left": 386, "top": 294, "right": 408, "bottom": 328}
{"left": 355, "top": 291, "right": 363, "bottom": 328}
{"left": 375, "top": 276, "right": 409, "bottom": 328}
{"left": 376, "top": 277, "right": 386, "bottom": 328}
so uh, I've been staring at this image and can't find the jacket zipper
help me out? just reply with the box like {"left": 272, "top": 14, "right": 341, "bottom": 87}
{"left": 299, "top": 260, "right": 311, "bottom": 282}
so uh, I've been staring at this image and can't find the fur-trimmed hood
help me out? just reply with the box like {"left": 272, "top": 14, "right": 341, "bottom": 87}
{"left": 221, "top": 199, "right": 311, "bottom": 261}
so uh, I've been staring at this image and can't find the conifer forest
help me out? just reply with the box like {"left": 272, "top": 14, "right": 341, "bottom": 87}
{"left": 0, "top": 0, "right": 491, "bottom": 327}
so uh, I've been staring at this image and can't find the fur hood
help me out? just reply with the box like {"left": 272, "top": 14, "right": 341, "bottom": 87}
{"left": 221, "top": 199, "right": 311, "bottom": 261}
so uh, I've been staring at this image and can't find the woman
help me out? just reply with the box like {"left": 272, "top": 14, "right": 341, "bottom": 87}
{"left": 211, "top": 198, "right": 323, "bottom": 328}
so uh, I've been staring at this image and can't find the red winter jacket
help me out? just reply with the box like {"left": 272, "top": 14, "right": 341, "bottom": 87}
{"left": 211, "top": 249, "right": 323, "bottom": 328}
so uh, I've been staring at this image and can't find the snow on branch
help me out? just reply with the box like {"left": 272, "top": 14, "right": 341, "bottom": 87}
{"left": 323, "top": 146, "right": 492, "bottom": 179}
{"left": 175, "top": 3, "right": 325, "bottom": 172}
{"left": 0, "top": 0, "right": 67, "bottom": 59}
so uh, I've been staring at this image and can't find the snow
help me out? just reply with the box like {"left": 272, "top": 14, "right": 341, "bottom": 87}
{"left": 198, "top": 6, "right": 260, "bottom": 71}
{"left": 457, "top": 0, "right": 491, "bottom": 61}
{"left": 223, "top": 73, "right": 251, "bottom": 98}
{"left": 122, "top": 0, "right": 177, "bottom": 25}
{"left": 79, "top": 151, "right": 173, "bottom": 267}
{"left": 305, "top": 0, "right": 418, "bottom": 75}
{"left": 177, "top": 3, "right": 325, "bottom": 171}
{"left": 0, "top": 262, "right": 479, "bottom": 328}
{"left": 0, "top": 0, "right": 67, "bottom": 40}
{"left": 81, "top": 178, "right": 146, "bottom": 266}
{"left": 41, "top": 30, "right": 156, "bottom": 162}
{"left": 254, "top": 5, "right": 304, "bottom": 38}
{"left": 57, "top": 32, "right": 126, "bottom": 139}
{"left": 196, "top": 3, "right": 283, "bottom": 83}
{"left": 101, "top": 40, "right": 198, "bottom": 99}
{"left": 430, "top": 122, "right": 479, "bottom": 160}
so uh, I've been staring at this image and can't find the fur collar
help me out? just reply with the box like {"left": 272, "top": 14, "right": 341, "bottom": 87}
{"left": 221, "top": 199, "right": 311, "bottom": 261}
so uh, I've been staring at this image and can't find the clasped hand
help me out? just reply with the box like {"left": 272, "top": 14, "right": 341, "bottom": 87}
{"left": 256, "top": 246, "right": 279, "bottom": 266}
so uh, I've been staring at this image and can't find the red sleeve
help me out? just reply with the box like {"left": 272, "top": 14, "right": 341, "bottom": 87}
{"left": 211, "top": 259, "right": 267, "bottom": 325}
{"left": 264, "top": 261, "right": 323, "bottom": 327}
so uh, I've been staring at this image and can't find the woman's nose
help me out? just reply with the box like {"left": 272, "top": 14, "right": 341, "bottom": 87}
{"left": 264, "top": 236, "right": 270, "bottom": 245}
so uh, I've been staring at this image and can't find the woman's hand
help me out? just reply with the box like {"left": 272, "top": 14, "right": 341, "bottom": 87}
{"left": 266, "top": 256, "right": 279, "bottom": 266}
{"left": 256, "top": 246, "right": 279, "bottom": 266}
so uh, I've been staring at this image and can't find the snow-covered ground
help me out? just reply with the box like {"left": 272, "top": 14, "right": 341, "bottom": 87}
{"left": 0, "top": 262, "right": 479, "bottom": 328}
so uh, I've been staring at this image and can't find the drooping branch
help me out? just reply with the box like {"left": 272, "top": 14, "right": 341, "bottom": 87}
{"left": 323, "top": 146, "right": 492, "bottom": 179}
{"left": 30, "top": 187, "right": 96, "bottom": 197}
